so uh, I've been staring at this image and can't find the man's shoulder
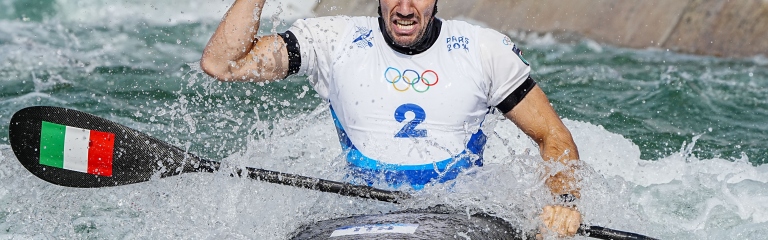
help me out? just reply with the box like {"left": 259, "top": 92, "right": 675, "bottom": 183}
{"left": 440, "top": 19, "right": 511, "bottom": 54}
{"left": 291, "top": 16, "right": 360, "bottom": 37}
{"left": 441, "top": 19, "right": 504, "bottom": 36}
{"left": 296, "top": 15, "right": 374, "bottom": 25}
{"left": 292, "top": 16, "right": 377, "bottom": 35}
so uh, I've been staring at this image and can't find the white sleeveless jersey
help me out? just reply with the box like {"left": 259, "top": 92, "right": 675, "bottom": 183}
{"left": 288, "top": 16, "right": 531, "bottom": 167}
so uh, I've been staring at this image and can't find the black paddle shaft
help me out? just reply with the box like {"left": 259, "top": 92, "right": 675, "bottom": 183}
{"left": 8, "top": 106, "right": 656, "bottom": 240}
{"left": 199, "top": 160, "right": 410, "bottom": 203}
{"left": 582, "top": 226, "right": 659, "bottom": 240}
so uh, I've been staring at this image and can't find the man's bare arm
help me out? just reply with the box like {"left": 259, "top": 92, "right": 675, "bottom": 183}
{"left": 506, "top": 85, "right": 582, "bottom": 236}
{"left": 504, "top": 85, "right": 580, "bottom": 197}
{"left": 200, "top": 0, "right": 289, "bottom": 82}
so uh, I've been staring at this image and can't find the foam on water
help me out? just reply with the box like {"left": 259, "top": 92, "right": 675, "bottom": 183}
{"left": 2, "top": 0, "right": 767, "bottom": 239}
{"left": 3, "top": 108, "right": 768, "bottom": 239}
{"left": 0, "top": 0, "right": 314, "bottom": 79}
{"left": 1, "top": 0, "right": 315, "bottom": 25}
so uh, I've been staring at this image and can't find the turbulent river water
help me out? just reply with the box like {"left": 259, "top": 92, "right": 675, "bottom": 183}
{"left": 1, "top": 0, "right": 767, "bottom": 239}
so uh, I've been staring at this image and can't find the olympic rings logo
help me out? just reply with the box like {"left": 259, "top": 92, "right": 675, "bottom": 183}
{"left": 383, "top": 67, "right": 439, "bottom": 93}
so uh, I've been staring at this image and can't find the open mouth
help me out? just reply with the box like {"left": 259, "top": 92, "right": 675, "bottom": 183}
{"left": 391, "top": 19, "right": 419, "bottom": 35}
{"left": 395, "top": 20, "right": 416, "bottom": 30}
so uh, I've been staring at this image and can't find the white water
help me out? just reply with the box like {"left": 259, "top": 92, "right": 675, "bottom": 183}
{"left": 2, "top": 0, "right": 768, "bottom": 239}
{"left": 3, "top": 108, "right": 768, "bottom": 239}
{"left": 50, "top": 0, "right": 314, "bottom": 25}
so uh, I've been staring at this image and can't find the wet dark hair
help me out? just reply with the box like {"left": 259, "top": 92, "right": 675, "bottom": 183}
{"left": 378, "top": 0, "right": 438, "bottom": 18}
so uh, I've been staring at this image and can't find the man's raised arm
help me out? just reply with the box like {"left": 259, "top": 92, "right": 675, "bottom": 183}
{"left": 200, "top": 0, "right": 289, "bottom": 82}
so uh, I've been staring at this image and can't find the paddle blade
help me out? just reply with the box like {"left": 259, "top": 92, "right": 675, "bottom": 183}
{"left": 9, "top": 106, "right": 210, "bottom": 188}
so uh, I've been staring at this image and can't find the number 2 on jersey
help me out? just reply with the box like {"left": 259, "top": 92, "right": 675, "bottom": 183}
{"left": 394, "top": 103, "right": 427, "bottom": 138}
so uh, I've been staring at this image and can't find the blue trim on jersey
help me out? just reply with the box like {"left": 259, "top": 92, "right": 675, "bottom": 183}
{"left": 330, "top": 106, "right": 487, "bottom": 190}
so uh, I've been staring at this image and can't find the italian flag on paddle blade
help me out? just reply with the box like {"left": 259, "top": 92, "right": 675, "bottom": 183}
{"left": 38, "top": 121, "right": 115, "bottom": 177}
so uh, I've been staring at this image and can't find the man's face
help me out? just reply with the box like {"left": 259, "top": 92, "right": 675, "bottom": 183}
{"left": 380, "top": 0, "right": 437, "bottom": 47}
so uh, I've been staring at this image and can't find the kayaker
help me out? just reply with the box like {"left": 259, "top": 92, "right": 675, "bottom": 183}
{"left": 200, "top": 0, "right": 582, "bottom": 237}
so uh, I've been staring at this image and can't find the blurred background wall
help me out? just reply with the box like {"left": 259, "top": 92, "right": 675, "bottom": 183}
{"left": 314, "top": 0, "right": 768, "bottom": 58}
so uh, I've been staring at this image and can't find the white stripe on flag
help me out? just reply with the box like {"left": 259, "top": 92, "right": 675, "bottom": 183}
{"left": 63, "top": 126, "right": 90, "bottom": 173}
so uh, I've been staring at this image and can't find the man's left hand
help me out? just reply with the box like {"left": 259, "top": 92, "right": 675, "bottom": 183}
{"left": 539, "top": 205, "right": 582, "bottom": 237}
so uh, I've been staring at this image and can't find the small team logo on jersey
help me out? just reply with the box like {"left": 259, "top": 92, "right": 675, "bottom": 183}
{"left": 502, "top": 36, "right": 514, "bottom": 45}
{"left": 446, "top": 36, "right": 469, "bottom": 52}
{"left": 384, "top": 67, "right": 439, "bottom": 93}
{"left": 353, "top": 26, "right": 374, "bottom": 48}
{"left": 503, "top": 36, "right": 529, "bottom": 66}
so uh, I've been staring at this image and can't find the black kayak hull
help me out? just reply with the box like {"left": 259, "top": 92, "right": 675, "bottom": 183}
{"left": 291, "top": 207, "right": 529, "bottom": 239}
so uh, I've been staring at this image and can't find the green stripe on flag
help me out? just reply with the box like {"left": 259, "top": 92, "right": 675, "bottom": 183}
{"left": 40, "top": 121, "right": 66, "bottom": 168}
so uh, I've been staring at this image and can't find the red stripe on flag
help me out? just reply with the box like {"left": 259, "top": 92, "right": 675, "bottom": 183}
{"left": 87, "top": 130, "right": 115, "bottom": 176}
